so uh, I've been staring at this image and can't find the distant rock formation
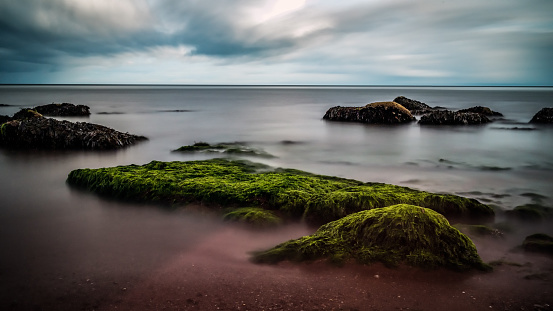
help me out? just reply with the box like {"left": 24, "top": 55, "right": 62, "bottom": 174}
{"left": 33, "top": 103, "right": 90, "bottom": 116}
{"left": 529, "top": 108, "right": 553, "bottom": 123}
{"left": 323, "top": 101, "right": 415, "bottom": 124}
{"left": 0, "top": 115, "right": 146, "bottom": 150}
{"left": 419, "top": 110, "right": 491, "bottom": 125}
{"left": 458, "top": 106, "right": 503, "bottom": 117}
{"left": 393, "top": 96, "right": 435, "bottom": 115}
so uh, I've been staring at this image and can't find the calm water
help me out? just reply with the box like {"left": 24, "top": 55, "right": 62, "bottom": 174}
{"left": 1, "top": 86, "right": 552, "bottom": 309}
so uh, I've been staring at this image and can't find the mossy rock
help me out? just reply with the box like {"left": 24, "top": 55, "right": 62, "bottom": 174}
{"left": 454, "top": 224, "right": 504, "bottom": 239}
{"left": 505, "top": 204, "right": 553, "bottom": 222}
{"left": 174, "top": 142, "right": 274, "bottom": 158}
{"left": 252, "top": 204, "right": 490, "bottom": 271}
{"left": 223, "top": 207, "right": 282, "bottom": 227}
{"left": 67, "top": 159, "right": 494, "bottom": 224}
{"left": 522, "top": 233, "right": 553, "bottom": 255}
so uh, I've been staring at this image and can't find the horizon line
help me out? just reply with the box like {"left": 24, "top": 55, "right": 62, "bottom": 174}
{"left": 1, "top": 83, "right": 552, "bottom": 88}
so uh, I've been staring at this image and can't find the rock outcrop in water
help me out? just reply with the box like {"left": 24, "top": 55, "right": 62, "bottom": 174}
{"left": 458, "top": 106, "right": 503, "bottom": 117}
{"left": 323, "top": 101, "right": 415, "bottom": 124}
{"left": 252, "top": 204, "right": 490, "bottom": 271}
{"left": 419, "top": 110, "right": 491, "bottom": 125}
{"left": 522, "top": 233, "right": 553, "bottom": 255}
{"left": 529, "top": 108, "right": 553, "bottom": 123}
{"left": 33, "top": 103, "right": 91, "bottom": 116}
{"left": 393, "top": 96, "right": 435, "bottom": 115}
{"left": 0, "top": 115, "right": 146, "bottom": 150}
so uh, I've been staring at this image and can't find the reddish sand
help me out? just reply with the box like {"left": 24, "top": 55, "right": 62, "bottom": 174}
{"left": 3, "top": 223, "right": 552, "bottom": 311}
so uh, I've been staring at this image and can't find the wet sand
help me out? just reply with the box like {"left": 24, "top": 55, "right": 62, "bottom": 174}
{"left": 2, "top": 221, "right": 551, "bottom": 311}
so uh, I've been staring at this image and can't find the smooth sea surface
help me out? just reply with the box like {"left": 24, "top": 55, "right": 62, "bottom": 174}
{"left": 1, "top": 85, "right": 552, "bottom": 309}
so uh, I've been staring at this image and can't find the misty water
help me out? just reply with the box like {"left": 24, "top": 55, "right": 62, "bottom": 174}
{"left": 1, "top": 86, "right": 552, "bottom": 309}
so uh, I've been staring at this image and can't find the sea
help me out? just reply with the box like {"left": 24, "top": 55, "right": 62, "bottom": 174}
{"left": 1, "top": 85, "right": 552, "bottom": 309}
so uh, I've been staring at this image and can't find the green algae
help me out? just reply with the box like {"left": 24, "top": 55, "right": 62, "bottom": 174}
{"left": 223, "top": 207, "right": 282, "bottom": 227}
{"left": 67, "top": 158, "right": 493, "bottom": 224}
{"left": 252, "top": 204, "right": 490, "bottom": 271}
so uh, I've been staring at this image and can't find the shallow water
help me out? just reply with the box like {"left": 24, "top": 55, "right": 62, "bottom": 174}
{"left": 1, "top": 86, "right": 552, "bottom": 309}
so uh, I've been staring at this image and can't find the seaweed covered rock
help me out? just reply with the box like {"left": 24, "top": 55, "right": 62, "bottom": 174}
{"left": 223, "top": 207, "right": 282, "bottom": 227}
{"left": 522, "top": 233, "right": 553, "bottom": 255}
{"left": 67, "top": 159, "right": 494, "bottom": 223}
{"left": 529, "top": 108, "right": 553, "bottom": 124}
{"left": 505, "top": 204, "right": 553, "bottom": 222}
{"left": 0, "top": 115, "right": 11, "bottom": 124}
{"left": 419, "top": 110, "right": 491, "bottom": 125}
{"left": 458, "top": 106, "right": 503, "bottom": 117}
{"left": 175, "top": 142, "right": 274, "bottom": 158}
{"left": 323, "top": 102, "right": 415, "bottom": 124}
{"left": 454, "top": 224, "right": 504, "bottom": 239}
{"left": 33, "top": 103, "right": 90, "bottom": 116}
{"left": 12, "top": 109, "right": 43, "bottom": 120}
{"left": 393, "top": 96, "right": 434, "bottom": 115}
{"left": 0, "top": 116, "right": 147, "bottom": 150}
{"left": 252, "top": 204, "right": 490, "bottom": 270}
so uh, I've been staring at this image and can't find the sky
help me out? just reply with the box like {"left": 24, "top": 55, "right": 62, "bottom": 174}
{"left": 0, "top": 0, "right": 552, "bottom": 85}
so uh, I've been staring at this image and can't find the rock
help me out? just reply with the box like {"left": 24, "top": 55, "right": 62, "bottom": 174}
{"left": 0, "top": 116, "right": 147, "bottom": 150}
{"left": 174, "top": 142, "right": 275, "bottom": 158}
{"left": 458, "top": 106, "right": 503, "bottom": 117}
{"left": 529, "top": 108, "right": 553, "bottom": 124}
{"left": 33, "top": 103, "right": 91, "bottom": 116}
{"left": 323, "top": 101, "right": 415, "bottom": 124}
{"left": 419, "top": 110, "right": 491, "bottom": 125}
{"left": 505, "top": 204, "right": 552, "bottom": 222}
{"left": 252, "top": 204, "right": 491, "bottom": 271}
{"left": 12, "top": 109, "right": 43, "bottom": 120}
{"left": 222, "top": 207, "right": 282, "bottom": 227}
{"left": 522, "top": 233, "right": 553, "bottom": 255}
{"left": 0, "top": 115, "right": 11, "bottom": 124}
{"left": 66, "top": 159, "right": 494, "bottom": 224}
{"left": 393, "top": 96, "right": 434, "bottom": 115}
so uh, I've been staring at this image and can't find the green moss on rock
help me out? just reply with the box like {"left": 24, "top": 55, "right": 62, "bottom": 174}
{"left": 454, "top": 224, "right": 504, "bottom": 239}
{"left": 67, "top": 159, "right": 494, "bottom": 224}
{"left": 174, "top": 142, "right": 274, "bottom": 158}
{"left": 223, "top": 207, "right": 282, "bottom": 227}
{"left": 522, "top": 233, "right": 553, "bottom": 255}
{"left": 252, "top": 204, "right": 490, "bottom": 271}
{"left": 505, "top": 204, "right": 553, "bottom": 222}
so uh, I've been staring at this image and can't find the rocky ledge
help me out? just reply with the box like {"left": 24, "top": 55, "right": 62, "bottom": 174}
{"left": 419, "top": 110, "right": 491, "bottom": 125}
{"left": 0, "top": 115, "right": 146, "bottom": 150}
{"left": 323, "top": 101, "right": 415, "bottom": 124}
{"left": 33, "top": 103, "right": 91, "bottom": 116}
{"left": 458, "top": 106, "right": 503, "bottom": 117}
{"left": 393, "top": 96, "right": 435, "bottom": 115}
{"left": 529, "top": 108, "right": 553, "bottom": 124}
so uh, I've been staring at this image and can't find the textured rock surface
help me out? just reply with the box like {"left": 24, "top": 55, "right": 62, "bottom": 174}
{"left": 323, "top": 101, "right": 415, "bottom": 124}
{"left": 529, "top": 107, "right": 553, "bottom": 123}
{"left": 0, "top": 116, "right": 146, "bottom": 150}
{"left": 458, "top": 106, "right": 503, "bottom": 117}
{"left": 33, "top": 103, "right": 91, "bottom": 116}
{"left": 419, "top": 110, "right": 491, "bottom": 125}
{"left": 393, "top": 96, "right": 434, "bottom": 115}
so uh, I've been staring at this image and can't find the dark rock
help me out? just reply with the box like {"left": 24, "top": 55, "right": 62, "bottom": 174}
{"left": 33, "top": 103, "right": 90, "bottom": 116}
{"left": 458, "top": 106, "right": 503, "bottom": 117}
{"left": 0, "top": 116, "right": 146, "bottom": 150}
{"left": 393, "top": 96, "right": 434, "bottom": 115}
{"left": 0, "top": 115, "right": 12, "bottom": 124}
{"left": 522, "top": 233, "right": 553, "bottom": 255}
{"left": 12, "top": 109, "right": 43, "bottom": 120}
{"left": 529, "top": 107, "right": 553, "bottom": 124}
{"left": 323, "top": 102, "right": 415, "bottom": 124}
{"left": 505, "top": 204, "right": 552, "bottom": 222}
{"left": 419, "top": 110, "right": 491, "bottom": 125}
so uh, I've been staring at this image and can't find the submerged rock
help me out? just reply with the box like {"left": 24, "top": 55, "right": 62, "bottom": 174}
{"left": 522, "top": 233, "right": 553, "bottom": 255}
{"left": 419, "top": 110, "right": 491, "bottom": 125}
{"left": 393, "top": 96, "right": 434, "bottom": 115}
{"left": 529, "top": 108, "right": 553, "bottom": 124}
{"left": 33, "top": 103, "right": 91, "bottom": 116}
{"left": 252, "top": 204, "right": 490, "bottom": 271}
{"left": 67, "top": 159, "right": 494, "bottom": 224}
{"left": 458, "top": 106, "right": 503, "bottom": 117}
{"left": 0, "top": 116, "right": 146, "bottom": 150}
{"left": 323, "top": 102, "right": 415, "bottom": 124}
{"left": 223, "top": 207, "right": 282, "bottom": 227}
{"left": 505, "top": 204, "right": 553, "bottom": 222}
{"left": 174, "top": 142, "right": 274, "bottom": 158}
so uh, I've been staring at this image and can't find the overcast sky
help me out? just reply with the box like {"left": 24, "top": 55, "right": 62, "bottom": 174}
{"left": 0, "top": 0, "right": 552, "bottom": 85}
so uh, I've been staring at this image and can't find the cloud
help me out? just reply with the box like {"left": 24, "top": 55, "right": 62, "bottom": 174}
{"left": 0, "top": 0, "right": 552, "bottom": 84}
